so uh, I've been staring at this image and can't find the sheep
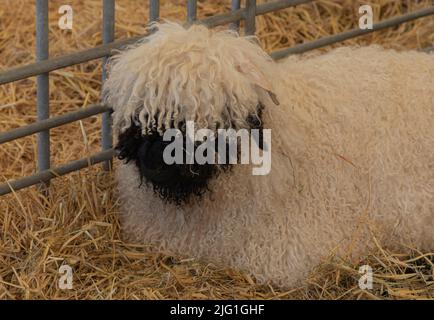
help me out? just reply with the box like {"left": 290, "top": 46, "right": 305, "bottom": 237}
{"left": 102, "top": 22, "right": 434, "bottom": 288}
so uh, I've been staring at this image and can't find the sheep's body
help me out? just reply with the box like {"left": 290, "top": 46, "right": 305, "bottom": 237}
{"left": 108, "top": 24, "right": 434, "bottom": 288}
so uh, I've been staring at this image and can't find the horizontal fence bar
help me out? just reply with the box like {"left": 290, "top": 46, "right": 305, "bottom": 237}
{"left": 0, "top": 105, "right": 110, "bottom": 144}
{"left": 0, "top": 149, "right": 116, "bottom": 196}
{"left": 202, "top": 0, "right": 313, "bottom": 27}
{"left": 255, "top": 0, "right": 312, "bottom": 15}
{"left": 0, "top": 36, "right": 142, "bottom": 85}
{"left": 0, "top": 0, "right": 313, "bottom": 85}
{"left": 271, "top": 5, "right": 434, "bottom": 59}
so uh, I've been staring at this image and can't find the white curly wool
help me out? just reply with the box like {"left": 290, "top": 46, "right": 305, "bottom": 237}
{"left": 105, "top": 23, "right": 434, "bottom": 288}
{"left": 103, "top": 22, "right": 275, "bottom": 136}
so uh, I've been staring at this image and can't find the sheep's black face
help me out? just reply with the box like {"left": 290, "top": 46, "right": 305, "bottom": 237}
{"left": 116, "top": 123, "right": 221, "bottom": 205}
{"left": 116, "top": 105, "right": 264, "bottom": 205}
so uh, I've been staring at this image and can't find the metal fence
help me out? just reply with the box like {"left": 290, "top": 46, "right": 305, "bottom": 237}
{"left": 0, "top": 0, "right": 433, "bottom": 196}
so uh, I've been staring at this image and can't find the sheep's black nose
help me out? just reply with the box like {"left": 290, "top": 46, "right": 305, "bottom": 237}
{"left": 115, "top": 123, "right": 219, "bottom": 205}
{"left": 136, "top": 137, "right": 180, "bottom": 186}
{"left": 137, "top": 137, "right": 167, "bottom": 170}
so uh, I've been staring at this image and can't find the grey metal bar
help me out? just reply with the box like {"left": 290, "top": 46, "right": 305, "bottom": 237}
{"left": 0, "top": 0, "right": 316, "bottom": 85}
{"left": 199, "top": 4, "right": 243, "bottom": 28}
{"left": 36, "top": 0, "right": 50, "bottom": 188}
{"left": 0, "top": 36, "right": 142, "bottom": 85}
{"left": 245, "top": 0, "right": 257, "bottom": 35}
{"left": 102, "top": 0, "right": 115, "bottom": 171}
{"left": 230, "top": 0, "right": 241, "bottom": 31}
{"left": 187, "top": 0, "right": 197, "bottom": 22}
{"left": 255, "top": 0, "right": 312, "bottom": 15}
{"left": 150, "top": 0, "right": 160, "bottom": 21}
{"left": 201, "top": 0, "right": 313, "bottom": 28}
{"left": 0, "top": 105, "right": 110, "bottom": 145}
{"left": 0, "top": 149, "right": 116, "bottom": 196}
{"left": 271, "top": 5, "right": 434, "bottom": 59}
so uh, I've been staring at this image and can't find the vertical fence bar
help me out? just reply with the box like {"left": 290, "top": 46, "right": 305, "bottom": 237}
{"left": 102, "top": 0, "right": 115, "bottom": 170}
{"left": 230, "top": 0, "right": 241, "bottom": 31}
{"left": 36, "top": 0, "right": 50, "bottom": 190}
{"left": 150, "top": 0, "right": 160, "bottom": 21}
{"left": 245, "top": 0, "right": 256, "bottom": 35}
{"left": 187, "top": 0, "right": 197, "bottom": 22}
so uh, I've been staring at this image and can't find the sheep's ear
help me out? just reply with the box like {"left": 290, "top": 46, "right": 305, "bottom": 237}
{"left": 236, "top": 61, "right": 272, "bottom": 91}
{"left": 236, "top": 60, "right": 280, "bottom": 105}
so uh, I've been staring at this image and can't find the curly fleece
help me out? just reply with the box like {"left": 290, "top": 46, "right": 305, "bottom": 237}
{"left": 105, "top": 23, "right": 434, "bottom": 288}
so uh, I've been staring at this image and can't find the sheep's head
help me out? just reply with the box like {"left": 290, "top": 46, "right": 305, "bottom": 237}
{"left": 103, "top": 22, "right": 277, "bottom": 204}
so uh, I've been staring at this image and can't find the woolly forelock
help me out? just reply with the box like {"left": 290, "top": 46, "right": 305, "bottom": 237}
{"left": 102, "top": 22, "right": 276, "bottom": 136}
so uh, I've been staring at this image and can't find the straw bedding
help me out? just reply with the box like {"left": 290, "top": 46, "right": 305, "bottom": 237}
{"left": 0, "top": 0, "right": 433, "bottom": 299}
